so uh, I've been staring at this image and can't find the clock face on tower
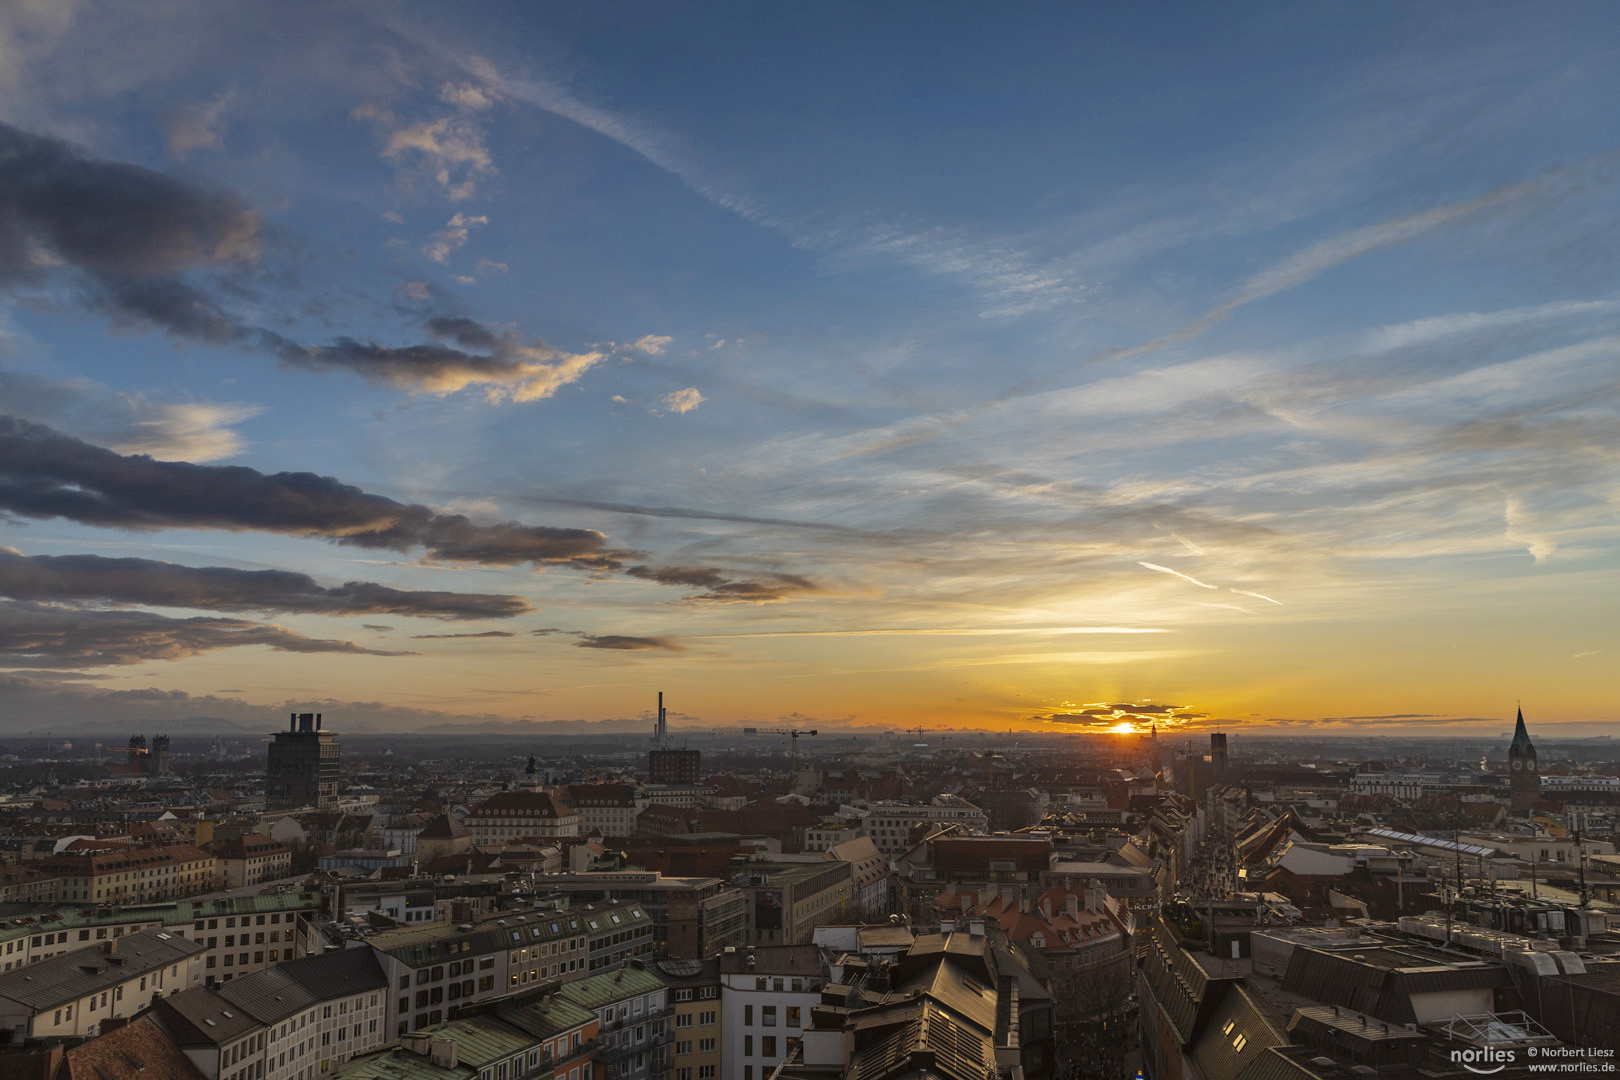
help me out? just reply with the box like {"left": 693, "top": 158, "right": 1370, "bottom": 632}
{"left": 1511, "top": 759, "right": 1523, "bottom": 771}
{"left": 1527, "top": 760, "right": 1536, "bottom": 772}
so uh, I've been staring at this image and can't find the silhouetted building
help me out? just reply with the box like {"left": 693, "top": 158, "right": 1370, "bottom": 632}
{"left": 650, "top": 749, "right": 702, "bottom": 784}
{"left": 266, "top": 712, "right": 341, "bottom": 810}
{"left": 1210, "top": 732, "right": 1228, "bottom": 781}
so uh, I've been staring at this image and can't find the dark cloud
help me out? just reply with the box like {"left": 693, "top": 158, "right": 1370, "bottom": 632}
{"left": 0, "top": 121, "right": 260, "bottom": 338}
{"left": 574, "top": 635, "right": 683, "bottom": 652}
{"left": 410, "top": 630, "right": 516, "bottom": 639}
{"left": 0, "top": 415, "right": 627, "bottom": 570}
{"left": 263, "top": 329, "right": 603, "bottom": 401}
{"left": 0, "top": 550, "right": 531, "bottom": 620}
{"left": 0, "top": 417, "right": 822, "bottom": 601}
{"left": 529, "top": 627, "right": 564, "bottom": 636}
{"left": 362, "top": 624, "right": 394, "bottom": 631}
{"left": 425, "top": 315, "right": 501, "bottom": 351}
{"left": 0, "top": 600, "right": 413, "bottom": 668}
{"left": 0, "top": 122, "right": 604, "bottom": 402}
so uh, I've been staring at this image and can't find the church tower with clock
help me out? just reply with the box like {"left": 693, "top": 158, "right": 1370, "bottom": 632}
{"left": 1508, "top": 707, "right": 1539, "bottom": 811}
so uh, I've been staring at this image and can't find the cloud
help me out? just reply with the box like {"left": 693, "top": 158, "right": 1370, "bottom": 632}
{"left": 0, "top": 122, "right": 600, "bottom": 406}
{"left": 574, "top": 634, "right": 683, "bottom": 652}
{"left": 423, "top": 211, "right": 487, "bottom": 264}
{"left": 0, "top": 120, "right": 261, "bottom": 335}
{"left": 362, "top": 624, "right": 394, "bottom": 631}
{"left": 162, "top": 95, "right": 231, "bottom": 160}
{"left": 0, "top": 550, "right": 532, "bottom": 620}
{"left": 630, "top": 335, "right": 672, "bottom": 355}
{"left": 410, "top": 630, "right": 516, "bottom": 639}
{"left": 440, "top": 82, "right": 497, "bottom": 110}
{"left": 623, "top": 564, "right": 820, "bottom": 604}
{"left": 0, "top": 417, "right": 819, "bottom": 603}
{"left": 1031, "top": 701, "right": 1206, "bottom": 729}
{"left": 610, "top": 394, "right": 627, "bottom": 404}
{"left": 354, "top": 102, "right": 495, "bottom": 201}
{"left": 267, "top": 318, "right": 605, "bottom": 403}
{"left": 0, "top": 364, "right": 260, "bottom": 462}
{"left": 0, "top": 600, "right": 413, "bottom": 668}
{"left": 0, "top": 414, "right": 628, "bottom": 570}
{"left": 661, "top": 388, "right": 705, "bottom": 415}
{"left": 475, "top": 258, "right": 507, "bottom": 274}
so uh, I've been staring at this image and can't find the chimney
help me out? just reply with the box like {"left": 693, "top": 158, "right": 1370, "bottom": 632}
{"left": 1065, "top": 894, "right": 1080, "bottom": 921}
{"left": 1018, "top": 887, "right": 1030, "bottom": 915}
{"left": 102, "top": 939, "right": 117, "bottom": 955}
{"left": 290, "top": 713, "right": 296, "bottom": 732}
{"left": 429, "top": 1036, "right": 458, "bottom": 1069}
{"left": 960, "top": 894, "right": 972, "bottom": 915}
{"left": 968, "top": 919, "right": 985, "bottom": 937}
{"left": 316, "top": 713, "right": 322, "bottom": 730}
{"left": 1038, "top": 896, "right": 1053, "bottom": 922}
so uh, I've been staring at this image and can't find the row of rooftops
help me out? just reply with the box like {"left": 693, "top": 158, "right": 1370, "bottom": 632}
{"left": 362, "top": 899, "right": 651, "bottom": 966}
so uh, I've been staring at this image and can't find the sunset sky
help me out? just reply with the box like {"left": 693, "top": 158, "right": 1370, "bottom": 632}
{"left": 1, "top": 3, "right": 1617, "bottom": 736}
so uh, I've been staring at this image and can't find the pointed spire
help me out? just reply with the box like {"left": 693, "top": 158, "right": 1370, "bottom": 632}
{"left": 1510, "top": 707, "right": 1534, "bottom": 753}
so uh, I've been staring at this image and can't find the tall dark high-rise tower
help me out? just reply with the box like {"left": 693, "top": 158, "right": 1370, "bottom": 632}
{"left": 648, "top": 692, "right": 701, "bottom": 783}
{"left": 267, "top": 712, "right": 341, "bottom": 810}
{"left": 1508, "top": 707, "right": 1539, "bottom": 811}
{"left": 1210, "top": 732, "right": 1229, "bottom": 781}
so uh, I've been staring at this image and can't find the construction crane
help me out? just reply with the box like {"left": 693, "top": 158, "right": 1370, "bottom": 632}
{"left": 736, "top": 727, "right": 818, "bottom": 785}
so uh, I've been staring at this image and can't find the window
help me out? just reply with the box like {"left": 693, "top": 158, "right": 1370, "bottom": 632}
{"left": 762, "top": 1006, "right": 777, "bottom": 1027}
{"left": 700, "top": 1011, "right": 716, "bottom": 1025}
{"left": 676, "top": 1013, "right": 693, "bottom": 1028}
{"left": 700, "top": 1067, "right": 716, "bottom": 1079}
{"left": 743, "top": 1005, "right": 752, "bottom": 1025}
{"left": 787, "top": 1007, "right": 801, "bottom": 1028}
{"left": 744, "top": 1036, "right": 753, "bottom": 1056}
{"left": 754, "top": 977, "right": 766, "bottom": 990}
{"left": 699, "top": 1039, "right": 715, "bottom": 1052}
{"left": 762, "top": 1037, "right": 777, "bottom": 1057}
{"left": 676, "top": 1041, "right": 692, "bottom": 1055}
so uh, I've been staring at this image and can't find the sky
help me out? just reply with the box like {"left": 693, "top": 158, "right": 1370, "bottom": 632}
{"left": 0, "top": 1, "right": 1617, "bottom": 738}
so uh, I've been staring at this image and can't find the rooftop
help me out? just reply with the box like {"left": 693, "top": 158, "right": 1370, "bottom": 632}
{"left": 0, "top": 927, "right": 204, "bottom": 1009}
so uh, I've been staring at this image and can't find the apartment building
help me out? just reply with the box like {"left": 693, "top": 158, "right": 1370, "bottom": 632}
{"left": 564, "top": 783, "right": 648, "bottom": 838}
{"left": 0, "top": 889, "right": 322, "bottom": 978}
{"left": 0, "top": 927, "right": 206, "bottom": 1040}
{"left": 465, "top": 791, "right": 581, "bottom": 845}
{"left": 555, "top": 961, "right": 670, "bottom": 1080}
{"left": 655, "top": 956, "right": 722, "bottom": 1080}
{"left": 213, "top": 948, "right": 390, "bottom": 1080}
{"left": 529, "top": 872, "right": 748, "bottom": 959}
{"left": 36, "top": 841, "right": 220, "bottom": 903}
{"left": 718, "top": 945, "right": 826, "bottom": 1080}
{"left": 207, "top": 834, "right": 294, "bottom": 887}
{"left": 861, "top": 795, "right": 989, "bottom": 854}
{"left": 367, "top": 906, "right": 593, "bottom": 1037}
{"left": 733, "top": 860, "right": 853, "bottom": 946}
{"left": 581, "top": 900, "right": 657, "bottom": 972}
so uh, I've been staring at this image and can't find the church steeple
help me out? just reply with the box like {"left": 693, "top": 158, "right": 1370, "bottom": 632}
{"left": 1508, "top": 706, "right": 1539, "bottom": 811}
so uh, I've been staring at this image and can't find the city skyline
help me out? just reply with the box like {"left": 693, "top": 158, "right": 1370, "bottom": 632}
{"left": 1, "top": 3, "right": 1618, "bottom": 736}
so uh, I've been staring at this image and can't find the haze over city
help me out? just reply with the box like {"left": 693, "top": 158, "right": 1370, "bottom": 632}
{"left": 2, "top": 2, "right": 1618, "bottom": 736}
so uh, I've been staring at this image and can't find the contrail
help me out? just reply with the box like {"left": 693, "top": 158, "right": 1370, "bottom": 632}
{"left": 1139, "top": 562, "right": 1218, "bottom": 590}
